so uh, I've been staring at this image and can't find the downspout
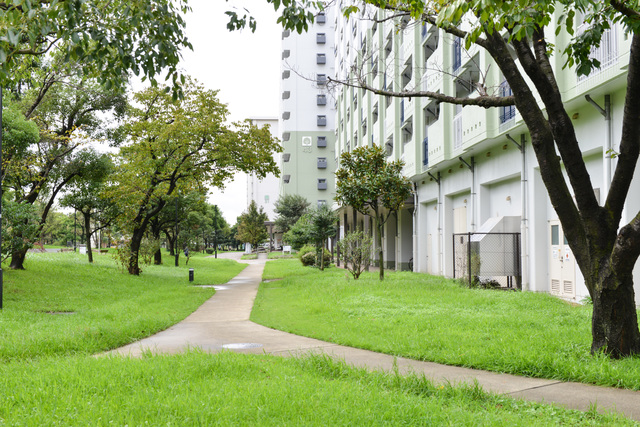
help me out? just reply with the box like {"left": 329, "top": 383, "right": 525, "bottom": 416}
{"left": 585, "top": 94, "right": 612, "bottom": 199}
{"left": 428, "top": 171, "right": 442, "bottom": 275}
{"left": 412, "top": 182, "right": 418, "bottom": 272}
{"left": 507, "top": 133, "right": 528, "bottom": 291}
{"left": 459, "top": 156, "right": 475, "bottom": 231}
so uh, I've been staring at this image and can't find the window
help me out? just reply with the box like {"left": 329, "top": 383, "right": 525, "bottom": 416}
{"left": 317, "top": 157, "right": 327, "bottom": 169}
{"left": 317, "top": 33, "right": 326, "bottom": 44}
{"left": 317, "top": 53, "right": 326, "bottom": 64}
{"left": 422, "top": 137, "right": 429, "bottom": 166}
{"left": 317, "top": 115, "right": 327, "bottom": 126}
{"left": 453, "top": 37, "right": 462, "bottom": 72}
{"left": 499, "top": 80, "right": 516, "bottom": 123}
{"left": 317, "top": 200, "right": 327, "bottom": 208}
{"left": 264, "top": 195, "right": 270, "bottom": 204}
{"left": 317, "top": 94, "right": 327, "bottom": 105}
{"left": 317, "top": 136, "right": 327, "bottom": 147}
{"left": 317, "top": 179, "right": 327, "bottom": 190}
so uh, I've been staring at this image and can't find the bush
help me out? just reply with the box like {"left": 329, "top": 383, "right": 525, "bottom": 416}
{"left": 299, "top": 245, "right": 332, "bottom": 268}
{"left": 206, "top": 248, "right": 214, "bottom": 254}
{"left": 338, "top": 231, "right": 373, "bottom": 279}
{"left": 301, "top": 252, "right": 316, "bottom": 266}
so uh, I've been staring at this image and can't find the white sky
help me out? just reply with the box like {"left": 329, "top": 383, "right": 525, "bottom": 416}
{"left": 180, "top": 1, "right": 281, "bottom": 224}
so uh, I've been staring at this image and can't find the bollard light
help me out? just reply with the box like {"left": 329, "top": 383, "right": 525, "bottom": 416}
{"left": 189, "top": 268, "right": 194, "bottom": 282}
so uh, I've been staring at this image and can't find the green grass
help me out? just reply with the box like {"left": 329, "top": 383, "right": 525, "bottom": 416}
{"left": 0, "top": 251, "right": 245, "bottom": 361}
{"left": 241, "top": 253, "right": 258, "bottom": 260}
{"left": 267, "top": 251, "right": 296, "bottom": 259}
{"left": 253, "top": 259, "right": 640, "bottom": 390}
{"left": 0, "top": 351, "right": 630, "bottom": 426}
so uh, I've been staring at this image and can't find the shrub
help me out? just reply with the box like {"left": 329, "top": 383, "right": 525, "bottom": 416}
{"left": 338, "top": 231, "right": 373, "bottom": 279}
{"left": 298, "top": 245, "right": 316, "bottom": 260}
{"left": 206, "top": 248, "right": 214, "bottom": 254}
{"left": 301, "top": 252, "right": 316, "bottom": 266}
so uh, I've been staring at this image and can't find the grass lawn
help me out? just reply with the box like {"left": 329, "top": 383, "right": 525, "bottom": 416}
{"left": 0, "top": 351, "right": 630, "bottom": 426}
{"left": 252, "top": 259, "right": 640, "bottom": 390}
{"left": 0, "top": 251, "right": 245, "bottom": 361}
{"left": 0, "top": 254, "right": 635, "bottom": 425}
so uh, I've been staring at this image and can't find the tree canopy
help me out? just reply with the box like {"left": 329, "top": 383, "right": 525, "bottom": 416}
{"left": 236, "top": 201, "right": 269, "bottom": 250}
{"left": 335, "top": 145, "right": 413, "bottom": 280}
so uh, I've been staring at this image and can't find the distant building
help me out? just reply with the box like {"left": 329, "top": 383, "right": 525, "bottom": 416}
{"left": 279, "top": 8, "right": 337, "bottom": 210}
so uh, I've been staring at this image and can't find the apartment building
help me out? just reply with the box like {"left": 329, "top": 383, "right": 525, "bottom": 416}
{"left": 332, "top": 5, "right": 640, "bottom": 304}
{"left": 280, "top": 8, "right": 338, "bottom": 210}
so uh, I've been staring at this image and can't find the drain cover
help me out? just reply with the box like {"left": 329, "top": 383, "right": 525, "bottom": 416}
{"left": 222, "top": 343, "right": 263, "bottom": 349}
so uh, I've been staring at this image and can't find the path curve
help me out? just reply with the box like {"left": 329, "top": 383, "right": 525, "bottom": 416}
{"left": 109, "top": 253, "right": 640, "bottom": 422}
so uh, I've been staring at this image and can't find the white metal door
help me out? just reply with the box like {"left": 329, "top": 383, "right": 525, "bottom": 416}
{"left": 549, "top": 220, "right": 576, "bottom": 298}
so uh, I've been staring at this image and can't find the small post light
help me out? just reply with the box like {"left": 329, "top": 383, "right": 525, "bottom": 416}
{"left": 189, "top": 268, "right": 194, "bottom": 282}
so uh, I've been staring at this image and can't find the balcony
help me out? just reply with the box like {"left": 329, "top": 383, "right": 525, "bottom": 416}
{"left": 453, "top": 106, "right": 463, "bottom": 150}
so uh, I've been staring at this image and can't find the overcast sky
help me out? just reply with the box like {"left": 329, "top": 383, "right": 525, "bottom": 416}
{"left": 180, "top": 1, "right": 281, "bottom": 224}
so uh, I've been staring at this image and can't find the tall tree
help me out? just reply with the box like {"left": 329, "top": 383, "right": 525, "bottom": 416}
{"left": 0, "top": 0, "right": 191, "bottom": 97}
{"left": 335, "top": 145, "right": 413, "bottom": 281}
{"left": 274, "top": 194, "right": 310, "bottom": 235}
{"left": 255, "top": 0, "right": 640, "bottom": 357}
{"left": 109, "top": 78, "right": 280, "bottom": 275}
{"left": 236, "top": 201, "right": 269, "bottom": 251}
{"left": 59, "top": 151, "right": 116, "bottom": 263}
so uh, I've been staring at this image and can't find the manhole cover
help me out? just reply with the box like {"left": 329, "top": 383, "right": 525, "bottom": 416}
{"left": 222, "top": 343, "right": 263, "bottom": 349}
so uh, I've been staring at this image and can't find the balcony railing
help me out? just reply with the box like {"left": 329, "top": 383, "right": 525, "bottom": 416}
{"left": 577, "top": 25, "right": 618, "bottom": 81}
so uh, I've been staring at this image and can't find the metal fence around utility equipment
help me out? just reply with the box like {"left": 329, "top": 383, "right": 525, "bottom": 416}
{"left": 453, "top": 232, "right": 521, "bottom": 289}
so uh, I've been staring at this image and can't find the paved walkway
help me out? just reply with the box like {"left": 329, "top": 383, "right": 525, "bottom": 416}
{"left": 110, "top": 253, "right": 640, "bottom": 422}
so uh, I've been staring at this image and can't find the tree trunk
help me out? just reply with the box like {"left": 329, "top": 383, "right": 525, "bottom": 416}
{"left": 591, "top": 272, "right": 640, "bottom": 358}
{"left": 128, "top": 228, "right": 145, "bottom": 275}
{"left": 152, "top": 225, "right": 162, "bottom": 265}
{"left": 376, "top": 212, "right": 384, "bottom": 281}
{"left": 9, "top": 248, "right": 27, "bottom": 270}
{"left": 84, "top": 213, "right": 93, "bottom": 263}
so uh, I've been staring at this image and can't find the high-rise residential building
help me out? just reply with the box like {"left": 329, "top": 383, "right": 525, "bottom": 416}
{"left": 247, "top": 117, "right": 280, "bottom": 221}
{"left": 279, "top": 8, "right": 337, "bottom": 210}
{"left": 331, "top": 5, "right": 640, "bottom": 305}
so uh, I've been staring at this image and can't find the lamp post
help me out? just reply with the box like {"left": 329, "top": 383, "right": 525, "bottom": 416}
{"left": 1, "top": 87, "right": 4, "bottom": 309}
{"left": 174, "top": 195, "right": 179, "bottom": 267}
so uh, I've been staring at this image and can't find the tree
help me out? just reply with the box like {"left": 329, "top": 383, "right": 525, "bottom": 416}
{"left": 274, "top": 194, "right": 310, "bottom": 234}
{"left": 59, "top": 151, "right": 116, "bottom": 263}
{"left": 236, "top": 201, "right": 269, "bottom": 251}
{"left": 108, "top": 78, "right": 280, "bottom": 275}
{"left": 0, "top": 0, "right": 191, "bottom": 96}
{"left": 283, "top": 213, "right": 313, "bottom": 250}
{"left": 261, "top": 0, "right": 640, "bottom": 357}
{"left": 335, "top": 145, "right": 413, "bottom": 281}
{"left": 339, "top": 231, "right": 374, "bottom": 280}
{"left": 306, "top": 204, "right": 337, "bottom": 271}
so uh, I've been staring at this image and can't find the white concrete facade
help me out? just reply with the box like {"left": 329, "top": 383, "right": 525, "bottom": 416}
{"left": 247, "top": 117, "right": 280, "bottom": 221}
{"left": 331, "top": 6, "right": 640, "bottom": 305}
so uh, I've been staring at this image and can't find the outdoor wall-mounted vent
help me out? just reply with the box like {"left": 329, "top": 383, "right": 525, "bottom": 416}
{"left": 282, "top": 111, "right": 291, "bottom": 120}
{"left": 283, "top": 174, "right": 291, "bottom": 183}
{"left": 317, "top": 136, "right": 327, "bottom": 147}
{"left": 283, "top": 153, "right": 291, "bottom": 162}
{"left": 282, "top": 132, "right": 290, "bottom": 141}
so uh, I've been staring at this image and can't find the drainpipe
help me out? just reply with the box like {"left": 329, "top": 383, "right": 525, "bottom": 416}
{"left": 585, "top": 94, "right": 612, "bottom": 199}
{"left": 428, "top": 171, "right": 442, "bottom": 275}
{"left": 412, "top": 182, "right": 418, "bottom": 272}
{"left": 507, "top": 133, "right": 528, "bottom": 291}
{"left": 459, "top": 156, "right": 475, "bottom": 231}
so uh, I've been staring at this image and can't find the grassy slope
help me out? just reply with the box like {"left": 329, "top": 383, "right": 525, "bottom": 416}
{"left": 252, "top": 259, "right": 640, "bottom": 390}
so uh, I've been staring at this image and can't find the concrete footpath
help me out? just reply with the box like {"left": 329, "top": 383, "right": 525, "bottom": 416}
{"left": 110, "top": 253, "right": 640, "bottom": 422}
